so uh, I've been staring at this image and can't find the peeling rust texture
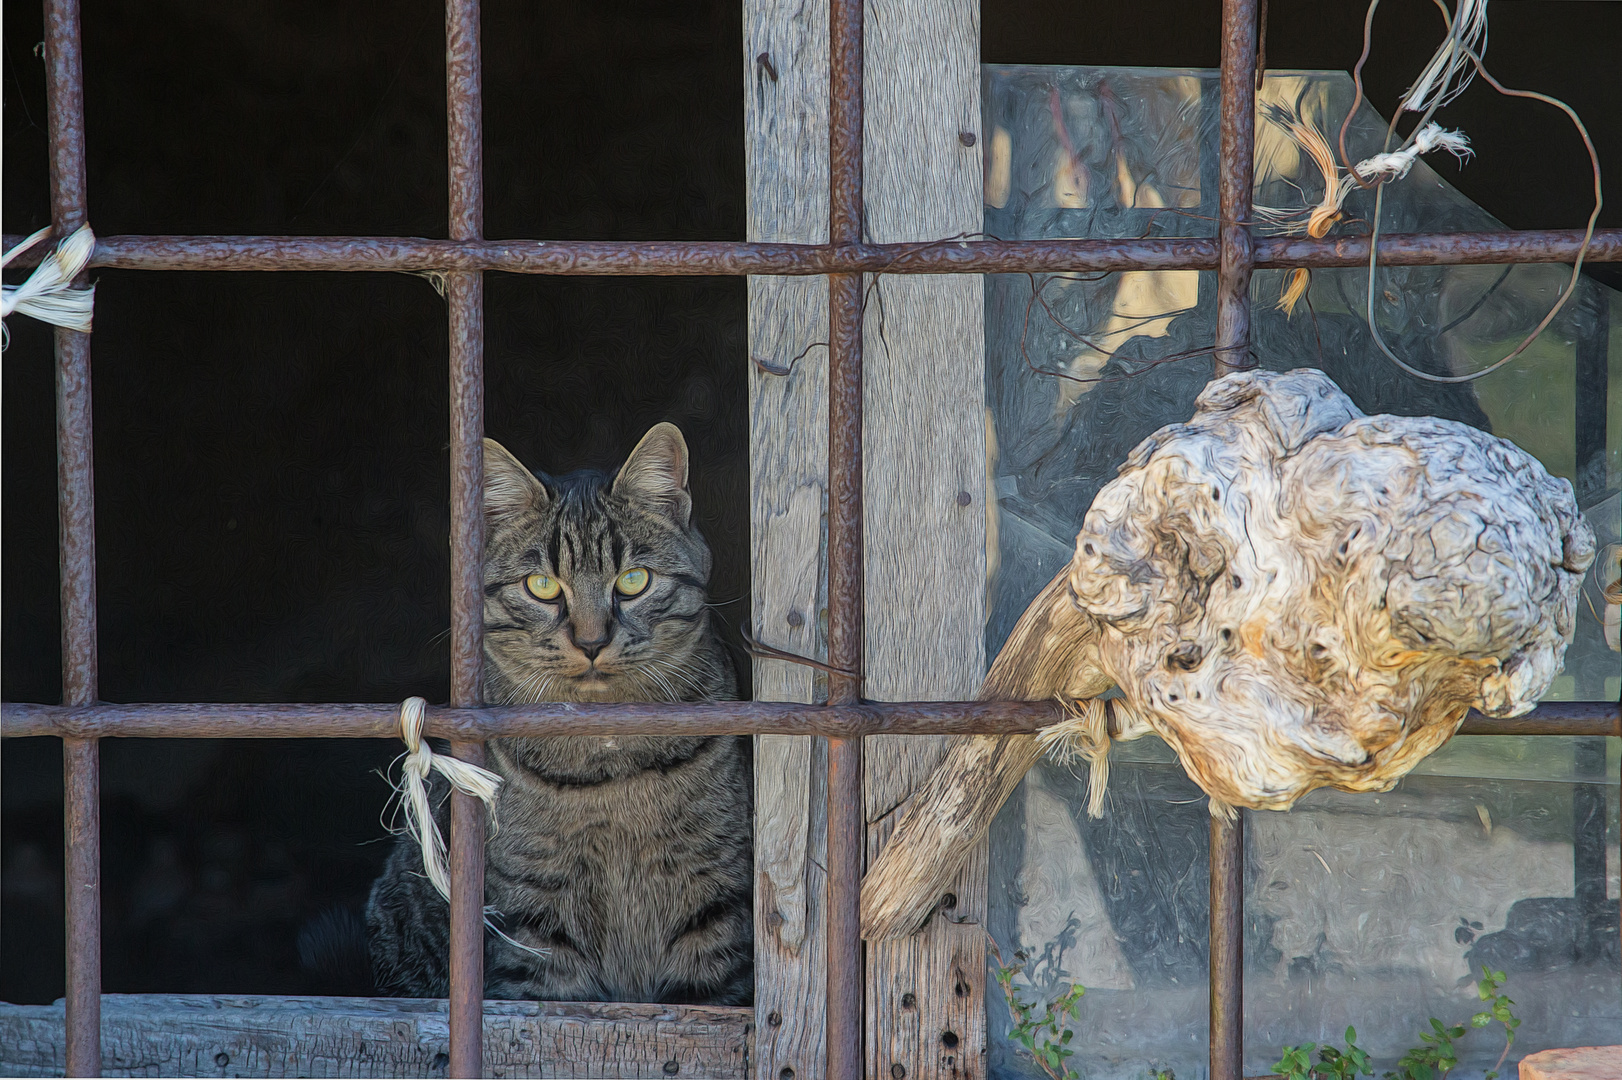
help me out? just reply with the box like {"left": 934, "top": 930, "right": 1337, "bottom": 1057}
{"left": 44, "top": 0, "right": 101, "bottom": 1076}
{"left": 2, "top": 699, "right": 1615, "bottom": 740}
{"left": 443, "top": 0, "right": 486, "bottom": 1074}
{"left": 6, "top": 230, "right": 1620, "bottom": 274}
{"left": 1209, "top": 812, "right": 1246, "bottom": 1080}
{"left": 1214, "top": 0, "right": 1258, "bottom": 377}
{"left": 1212, "top": 0, "right": 1258, "bottom": 1068}
{"left": 825, "top": 0, "right": 866, "bottom": 1075}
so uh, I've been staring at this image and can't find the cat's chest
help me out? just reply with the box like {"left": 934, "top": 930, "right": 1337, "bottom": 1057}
{"left": 486, "top": 741, "right": 743, "bottom": 864}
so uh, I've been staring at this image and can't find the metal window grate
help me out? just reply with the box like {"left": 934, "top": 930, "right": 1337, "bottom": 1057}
{"left": 4, "top": 0, "right": 1619, "bottom": 1077}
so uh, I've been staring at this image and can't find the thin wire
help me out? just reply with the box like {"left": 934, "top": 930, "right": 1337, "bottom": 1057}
{"left": 740, "top": 625, "right": 861, "bottom": 680}
{"left": 1363, "top": 37, "right": 1601, "bottom": 384}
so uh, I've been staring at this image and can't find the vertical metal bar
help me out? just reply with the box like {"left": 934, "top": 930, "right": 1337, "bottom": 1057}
{"left": 1572, "top": 738, "right": 1606, "bottom": 959}
{"left": 1573, "top": 285, "right": 1607, "bottom": 505}
{"left": 1209, "top": 814, "right": 1245, "bottom": 1080}
{"left": 1214, "top": 0, "right": 1259, "bottom": 377}
{"left": 44, "top": 0, "right": 102, "bottom": 1075}
{"left": 445, "top": 0, "right": 486, "bottom": 1074}
{"left": 1572, "top": 270, "right": 1608, "bottom": 962}
{"left": 1211, "top": 1, "right": 1257, "bottom": 1077}
{"left": 826, "top": 0, "right": 865, "bottom": 1077}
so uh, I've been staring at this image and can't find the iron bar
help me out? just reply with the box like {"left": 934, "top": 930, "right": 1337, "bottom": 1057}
{"left": 6, "top": 229, "right": 1620, "bottom": 275}
{"left": 444, "top": 0, "right": 486, "bottom": 1073}
{"left": 43, "top": 0, "right": 101, "bottom": 1074}
{"left": 1211, "top": 0, "right": 1259, "bottom": 1073}
{"left": 825, "top": 0, "right": 866, "bottom": 1075}
{"left": 1572, "top": 737, "right": 1608, "bottom": 960}
{"left": 1214, "top": 0, "right": 1259, "bottom": 378}
{"left": 5, "top": 699, "right": 1616, "bottom": 740}
{"left": 1209, "top": 812, "right": 1245, "bottom": 1080}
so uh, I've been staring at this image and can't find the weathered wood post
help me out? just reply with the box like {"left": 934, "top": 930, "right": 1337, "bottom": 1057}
{"left": 745, "top": 0, "right": 988, "bottom": 1074}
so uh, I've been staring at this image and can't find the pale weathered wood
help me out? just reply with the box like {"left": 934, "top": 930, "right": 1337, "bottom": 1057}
{"left": 746, "top": 0, "right": 832, "bottom": 1075}
{"left": 863, "top": 368, "right": 1598, "bottom": 940}
{"left": 856, "top": 0, "right": 987, "bottom": 1075}
{"left": 747, "top": 0, "right": 986, "bottom": 1073}
{"left": 0, "top": 995, "right": 752, "bottom": 1078}
{"left": 861, "top": 567, "right": 1105, "bottom": 940}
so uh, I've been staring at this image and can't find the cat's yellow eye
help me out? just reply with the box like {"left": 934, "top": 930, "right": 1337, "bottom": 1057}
{"left": 525, "top": 573, "right": 562, "bottom": 601}
{"left": 615, "top": 568, "right": 651, "bottom": 597}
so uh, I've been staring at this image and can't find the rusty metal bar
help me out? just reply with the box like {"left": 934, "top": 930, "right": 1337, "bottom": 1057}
{"left": 1214, "top": 0, "right": 1258, "bottom": 378}
{"left": 1211, "top": 0, "right": 1259, "bottom": 1074}
{"left": 825, "top": 0, "right": 866, "bottom": 1074}
{"left": 4, "top": 699, "right": 1616, "bottom": 740}
{"left": 444, "top": 0, "right": 486, "bottom": 1072}
{"left": 6, "top": 229, "right": 1620, "bottom": 275}
{"left": 1209, "top": 811, "right": 1245, "bottom": 1080}
{"left": 1573, "top": 738, "right": 1607, "bottom": 959}
{"left": 43, "top": 0, "right": 102, "bottom": 1074}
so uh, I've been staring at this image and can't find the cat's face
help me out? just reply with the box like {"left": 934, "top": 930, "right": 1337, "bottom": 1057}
{"left": 481, "top": 423, "right": 718, "bottom": 704}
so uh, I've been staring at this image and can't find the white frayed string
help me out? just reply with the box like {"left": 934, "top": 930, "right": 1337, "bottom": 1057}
{"left": 1400, "top": 0, "right": 1487, "bottom": 114}
{"left": 389, "top": 697, "right": 548, "bottom": 960}
{"left": 1354, "top": 122, "right": 1473, "bottom": 181}
{"left": 2, "top": 225, "right": 97, "bottom": 348}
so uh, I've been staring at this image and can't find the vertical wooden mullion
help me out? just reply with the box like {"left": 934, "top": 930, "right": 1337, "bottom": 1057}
{"left": 749, "top": 0, "right": 986, "bottom": 1075}
{"left": 857, "top": 0, "right": 987, "bottom": 1075}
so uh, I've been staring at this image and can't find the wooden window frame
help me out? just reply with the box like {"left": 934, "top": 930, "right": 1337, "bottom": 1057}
{"left": 2, "top": 0, "right": 1617, "bottom": 1076}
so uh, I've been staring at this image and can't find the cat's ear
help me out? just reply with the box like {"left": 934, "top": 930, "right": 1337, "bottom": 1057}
{"left": 483, "top": 438, "right": 549, "bottom": 518}
{"left": 613, "top": 422, "right": 692, "bottom": 526}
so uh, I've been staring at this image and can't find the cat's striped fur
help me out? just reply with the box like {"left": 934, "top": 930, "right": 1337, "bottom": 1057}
{"left": 367, "top": 424, "right": 752, "bottom": 1004}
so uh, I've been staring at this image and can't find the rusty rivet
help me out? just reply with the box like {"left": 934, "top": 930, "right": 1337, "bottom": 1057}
{"left": 787, "top": 610, "right": 804, "bottom": 627}
{"left": 215, "top": 1053, "right": 230, "bottom": 1068}
{"left": 959, "top": 131, "right": 977, "bottom": 146}
{"left": 757, "top": 52, "right": 779, "bottom": 82}
{"left": 956, "top": 491, "right": 972, "bottom": 507}
{"left": 664, "top": 1061, "right": 680, "bottom": 1075}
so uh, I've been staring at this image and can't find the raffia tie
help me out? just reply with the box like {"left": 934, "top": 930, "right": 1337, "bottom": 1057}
{"left": 1036, "top": 696, "right": 1150, "bottom": 820}
{"left": 390, "top": 697, "right": 547, "bottom": 959}
{"left": 1037, "top": 696, "right": 1235, "bottom": 822}
{"left": 2, "top": 226, "right": 97, "bottom": 348}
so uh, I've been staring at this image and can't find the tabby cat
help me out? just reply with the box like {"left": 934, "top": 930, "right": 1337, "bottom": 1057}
{"left": 366, "top": 423, "right": 752, "bottom": 1004}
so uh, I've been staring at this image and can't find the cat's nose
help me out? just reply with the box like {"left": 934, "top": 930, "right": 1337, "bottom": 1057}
{"left": 571, "top": 627, "right": 612, "bottom": 661}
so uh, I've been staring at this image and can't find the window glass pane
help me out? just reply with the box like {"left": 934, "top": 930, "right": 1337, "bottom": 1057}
{"left": 984, "top": 65, "right": 1620, "bottom": 1079}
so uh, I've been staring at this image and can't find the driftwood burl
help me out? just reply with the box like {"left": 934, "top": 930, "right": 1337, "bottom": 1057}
{"left": 863, "top": 369, "right": 1594, "bottom": 939}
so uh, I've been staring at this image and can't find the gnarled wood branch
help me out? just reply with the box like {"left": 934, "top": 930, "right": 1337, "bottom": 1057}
{"left": 862, "top": 369, "right": 1594, "bottom": 940}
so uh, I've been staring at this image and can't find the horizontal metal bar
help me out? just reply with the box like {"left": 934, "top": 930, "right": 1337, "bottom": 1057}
{"left": 4, "top": 699, "right": 1616, "bottom": 740}
{"left": 3, "top": 229, "right": 1617, "bottom": 276}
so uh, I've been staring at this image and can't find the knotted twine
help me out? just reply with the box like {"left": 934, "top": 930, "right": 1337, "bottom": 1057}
{"left": 1354, "top": 122, "right": 1473, "bottom": 182}
{"left": 1036, "top": 695, "right": 1152, "bottom": 820}
{"left": 2, "top": 225, "right": 96, "bottom": 348}
{"left": 389, "top": 697, "right": 546, "bottom": 958}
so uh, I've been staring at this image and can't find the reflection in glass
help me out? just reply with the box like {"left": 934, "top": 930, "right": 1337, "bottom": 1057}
{"left": 982, "top": 65, "right": 1620, "bottom": 1079}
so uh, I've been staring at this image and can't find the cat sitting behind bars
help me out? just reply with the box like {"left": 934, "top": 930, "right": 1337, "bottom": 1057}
{"left": 366, "top": 423, "right": 752, "bottom": 1004}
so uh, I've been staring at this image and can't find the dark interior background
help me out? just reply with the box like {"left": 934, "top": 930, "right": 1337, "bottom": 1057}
{"left": 4, "top": 0, "right": 1618, "bottom": 1003}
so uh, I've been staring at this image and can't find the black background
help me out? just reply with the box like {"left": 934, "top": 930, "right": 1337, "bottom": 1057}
{"left": 3, "top": 0, "right": 1618, "bottom": 1002}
